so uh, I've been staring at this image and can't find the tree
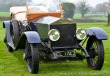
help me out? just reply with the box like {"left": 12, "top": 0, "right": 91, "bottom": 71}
{"left": 62, "top": 2, "right": 75, "bottom": 18}
{"left": 108, "top": 0, "right": 110, "bottom": 26}
{"left": 96, "top": 2, "right": 108, "bottom": 15}
{"left": 77, "top": 0, "right": 90, "bottom": 17}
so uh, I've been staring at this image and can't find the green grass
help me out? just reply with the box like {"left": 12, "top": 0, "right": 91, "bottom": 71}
{"left": 91, "top": 17, "right": 107, "bottom": 21}
{"left": 0, "top": 12, "right": 10, "bottom": 17}
{"left": 74, "top": 14, "right": 107, "bottom": 21}
{"left": 74, "top": 14, "right": 82, "bottom": 19}
{"left": 0, "top": 21, "right": 110, "bottom": 76}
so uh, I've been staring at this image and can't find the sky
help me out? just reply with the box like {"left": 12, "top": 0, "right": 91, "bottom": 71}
{"left": 32, "top": 0, "right": 109, "bottom": 7}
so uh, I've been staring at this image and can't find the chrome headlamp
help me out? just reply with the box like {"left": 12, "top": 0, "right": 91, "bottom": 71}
{"left": 48, "top": 29, "right": 60, "bottom": 41}
{"left": 22, "top": 20, "right": 28, "bottom": 26}
{"left": 76, "top": 28, "right": 87, "bottom": 40}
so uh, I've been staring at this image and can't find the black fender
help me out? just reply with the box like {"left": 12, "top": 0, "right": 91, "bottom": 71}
{"left": 16, "top": 31, "right": 41, "bottom": 50}
{"left": 87, "top": 27, "right": 108, "bottom": 40}
{"left": 3, "top": 20, "right": 10, "bottom": 28}
{"left": 3, "top": 21, "right": 15, "bottom": 49}
{"left": 24, "top": 31, "right": 41, "bottom": 43}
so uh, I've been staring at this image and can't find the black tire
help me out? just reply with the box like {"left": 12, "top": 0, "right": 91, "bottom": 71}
{"left": 6, "top": 43, "right": 13, "bottom": 52}
{"left": 4, "top": 36, "right": 13, "bottom": 52}
{"left": 25, "top": 42, "right": 39, "bottom": 74}
{"left": 11, "top": 20, "right": 20, "bottom": 47}
{"left": 86, "top": 37, "right": 104, "bottom": 70}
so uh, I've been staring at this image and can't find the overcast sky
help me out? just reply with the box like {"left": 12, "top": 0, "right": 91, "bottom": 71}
{"left": 32, "top": 0, "right": 109, "bottom": 7}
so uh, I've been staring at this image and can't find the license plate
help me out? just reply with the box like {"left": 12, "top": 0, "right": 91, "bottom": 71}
{"left": 56, "top": 50, "right": 76, "bottom": 57}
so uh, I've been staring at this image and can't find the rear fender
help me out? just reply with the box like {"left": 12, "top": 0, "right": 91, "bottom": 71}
{"left": 87, "top": 27, "right": 108, "bottom": 40}
{"left": 3, "top": 21, "right": 15, "bottom": 49}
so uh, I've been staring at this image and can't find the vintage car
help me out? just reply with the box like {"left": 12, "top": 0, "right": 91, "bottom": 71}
{"left": 3, "top": 0, "right": 108, "bottom": 74}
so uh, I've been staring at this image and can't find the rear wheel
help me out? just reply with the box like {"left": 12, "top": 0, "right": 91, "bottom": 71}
{"left": 25, "top": 42, "right": 39, "bottom": 74}
{"left": 4, "top": 36, "right": 13, "bottom": 52}
{"left": 11, "top": 20, "right": 20, "bottom": 46}
{"left": 6, "top": 43, "right": 13, "bottom": 52}
{"left": 86, "top": 37, "right": 104, "bottom": 70}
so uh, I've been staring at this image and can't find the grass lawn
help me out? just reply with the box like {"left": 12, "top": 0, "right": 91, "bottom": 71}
{"left": 0, "top": 20, "right": 110, "bottom": 76}
{"left": 74, "top": 14, "right": 82, "bottom": 19}
{"left": 0, "top": 12, "right": 10, "bottom": 17}
{"left": 90, "top": 17, "right": 107, "bottom": 21}
{"left": 74, "top": 14, "right": 107, "bottom": 21}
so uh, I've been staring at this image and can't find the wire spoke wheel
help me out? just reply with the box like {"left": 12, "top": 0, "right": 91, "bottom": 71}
{"left": 25, "top": 42, "right": 39, "bottom": 74}
{"left": 86, "top": 37, "right": 104, "bottom": 70}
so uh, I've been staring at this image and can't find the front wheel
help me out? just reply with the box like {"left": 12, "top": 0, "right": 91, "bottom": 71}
{"left": 86, "top": 37, "right": 104, "bottom": 70}
{"left": 25, "top": 42, "right": 39, "bottom": 74}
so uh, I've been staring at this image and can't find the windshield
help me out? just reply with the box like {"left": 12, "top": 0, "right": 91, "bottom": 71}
{"left": 27, "top": 0, "right": 61, "bottom": 13}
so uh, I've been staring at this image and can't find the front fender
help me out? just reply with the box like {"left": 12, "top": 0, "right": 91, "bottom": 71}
{"left": 16, "top": 31, "right": 41, "bottom": 50}
{"left": 87, "top": 27, "right": 108, "bottom": 40}
{"left": 24, "top": 31, "right": 41, "bottom": 43}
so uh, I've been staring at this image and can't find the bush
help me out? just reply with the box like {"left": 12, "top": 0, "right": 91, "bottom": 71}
{"left": 62, "top": 2, "right": 75, "bottom": 19}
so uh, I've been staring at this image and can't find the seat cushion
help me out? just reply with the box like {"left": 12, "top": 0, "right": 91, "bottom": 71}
{"left": 10, "top": 6, "right": 48, "bottom": 21}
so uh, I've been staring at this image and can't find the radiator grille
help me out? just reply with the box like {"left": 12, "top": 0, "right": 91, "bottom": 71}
{"left": 50, "top": 24, "right": 76, "bottom": 48}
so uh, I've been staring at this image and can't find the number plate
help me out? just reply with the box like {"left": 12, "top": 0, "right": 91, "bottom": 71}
{"left": 56, "top": 50, "right": 76, "bottom": 57}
